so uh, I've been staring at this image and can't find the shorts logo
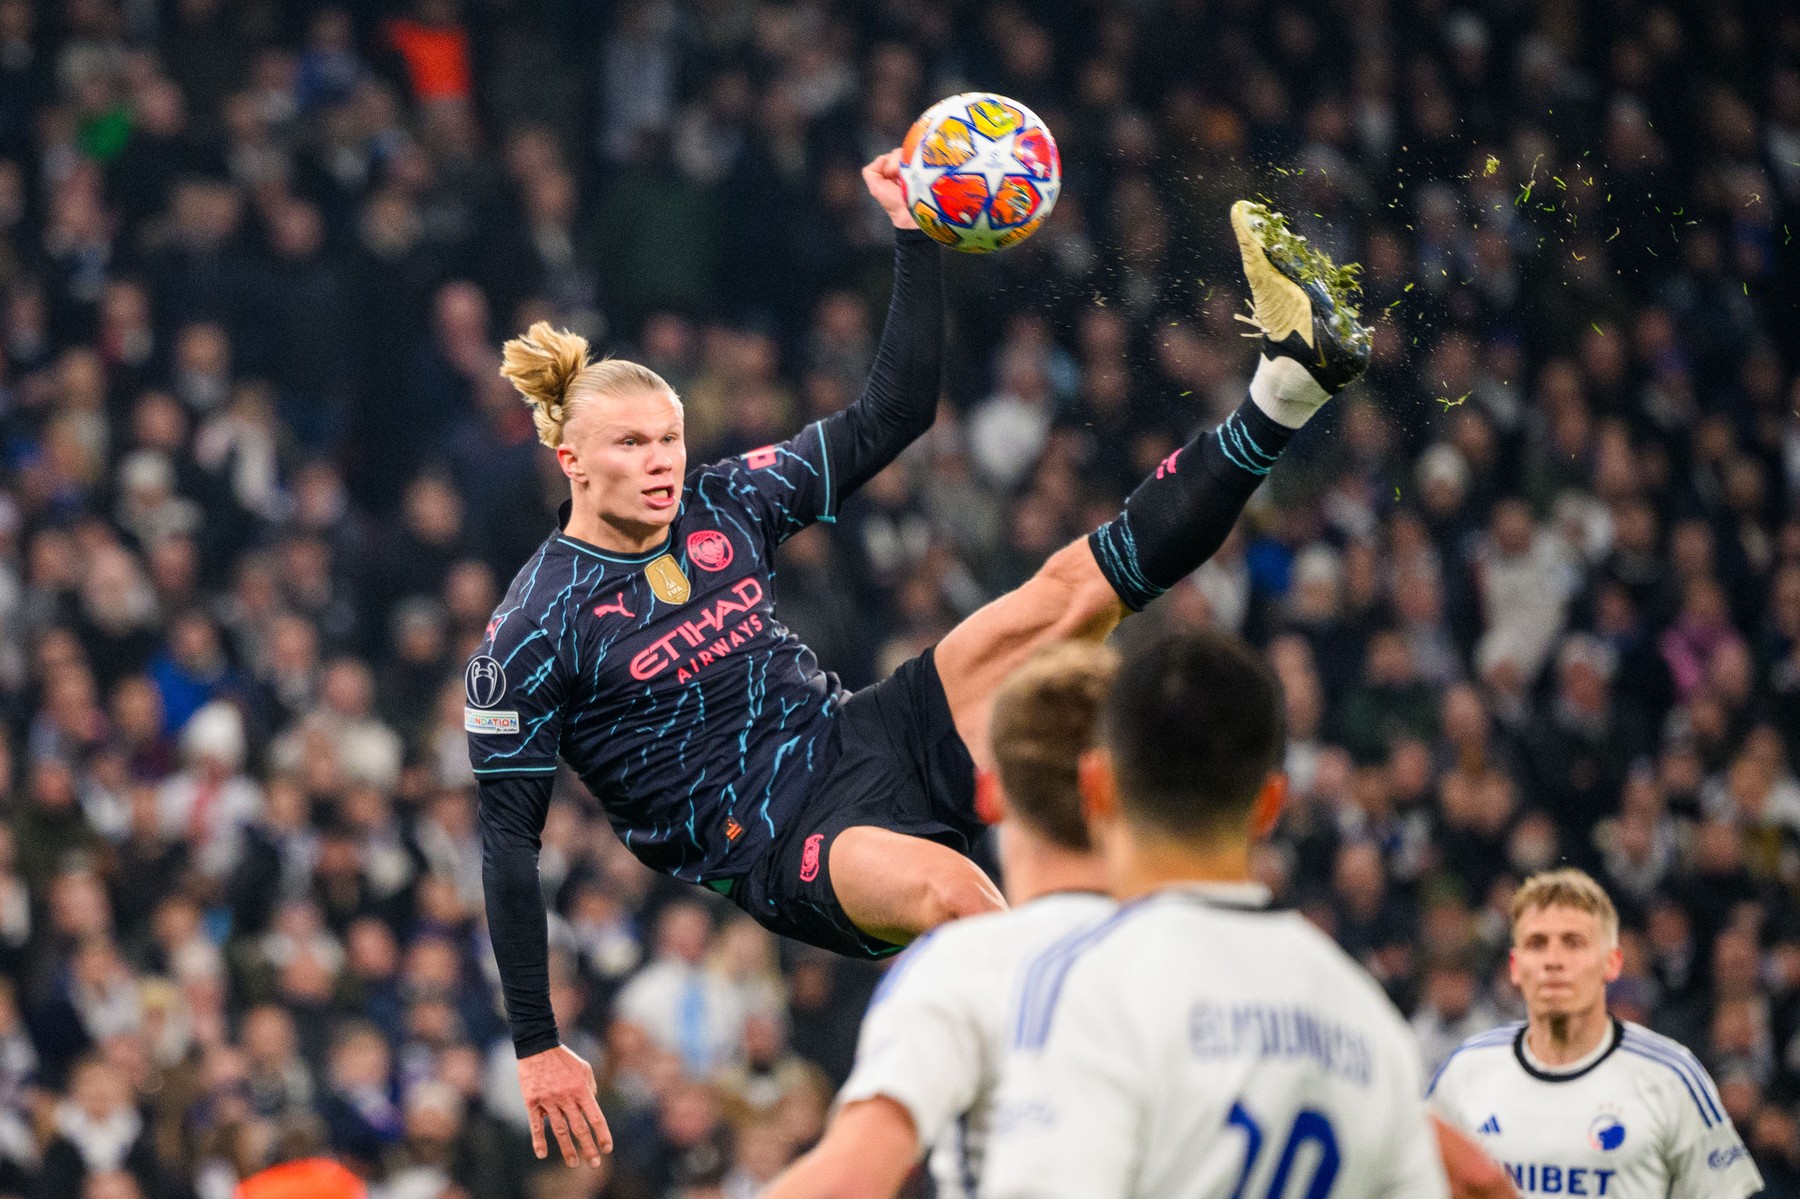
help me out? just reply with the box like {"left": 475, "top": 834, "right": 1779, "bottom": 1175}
{"left": 465, "top": 656, "right": 506, "bottom": 708}
{"left": 799, "top": 833, "right": 824, "bottom": 882}
{"left": 725, "top": 818, "right": 743, "bottom": 842}
{"left": 465, "top": 708, "right": 520, "bottom": 735}
{"left": 687, "top": 529, "right": 733, "bottom": 572}
{"left": 745, "top": 445, "right": 779, "bottom": 470}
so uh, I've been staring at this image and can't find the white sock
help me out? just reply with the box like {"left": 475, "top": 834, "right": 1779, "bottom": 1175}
{"left": 1249, "top": 354, "right": 1330, "bottom": 430}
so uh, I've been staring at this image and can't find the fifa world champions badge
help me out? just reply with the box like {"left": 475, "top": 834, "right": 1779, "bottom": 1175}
{"left": 645, "top": 553, "right": 692, "bottom": 604}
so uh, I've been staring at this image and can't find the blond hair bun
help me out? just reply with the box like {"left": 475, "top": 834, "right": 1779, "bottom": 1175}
{"left": 500, "top": 321, "right": 591, "bottom": 448}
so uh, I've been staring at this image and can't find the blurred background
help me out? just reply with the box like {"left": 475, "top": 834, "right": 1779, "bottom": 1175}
{"left": 0, "top": 0, "right": 1796, "bottom": 1196}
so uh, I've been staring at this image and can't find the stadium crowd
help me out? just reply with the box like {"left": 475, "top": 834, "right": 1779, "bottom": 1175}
{"left": 0, "top": 0, "right": 1796, "bottom": 1196}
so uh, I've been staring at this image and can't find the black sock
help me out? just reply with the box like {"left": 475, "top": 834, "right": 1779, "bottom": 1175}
{"left": 1088, "top": 396, "right": 1295, "bottom": 611}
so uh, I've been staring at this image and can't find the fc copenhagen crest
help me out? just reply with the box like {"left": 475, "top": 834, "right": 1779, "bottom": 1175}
{"left": 465, "top": 656, "right": 507, "bottom": 708}
{"left": 645, "top": 553, "right": 692, "bottom": 604}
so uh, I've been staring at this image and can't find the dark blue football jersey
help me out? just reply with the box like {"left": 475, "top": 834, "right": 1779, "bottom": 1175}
{"left": 466, "top": 422, "right": 850, "bottom": 883}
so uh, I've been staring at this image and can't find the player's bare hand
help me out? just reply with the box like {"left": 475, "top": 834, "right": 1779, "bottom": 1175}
{"left": 862, "top": 150, "right": 918, "bottom": 231}
{"left": 518, "top": 1045, "right": 612, "bottom": 1167}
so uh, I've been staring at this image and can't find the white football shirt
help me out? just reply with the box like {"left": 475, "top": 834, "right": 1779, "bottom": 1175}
{"left": 981, "top": 883, "right": 1449, "bottom": 1199}
{"left": 837, "top": 892, "right": 1115, "bottom": 1199}
{"left": 1429, "top": 1017, "right": 1763, "bottom": 1198}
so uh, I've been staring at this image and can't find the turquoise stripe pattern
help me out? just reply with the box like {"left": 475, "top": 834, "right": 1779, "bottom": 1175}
{"left": 1088, "top": 515, "right": 1163, "bottom": 612}
{"left": 1216, "top": 408, "right": 1280, "bottom": 477}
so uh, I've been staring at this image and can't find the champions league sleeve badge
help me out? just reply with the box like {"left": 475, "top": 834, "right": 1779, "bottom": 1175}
{"left": 465, "top": 656, "right": 507, "bottom": 707}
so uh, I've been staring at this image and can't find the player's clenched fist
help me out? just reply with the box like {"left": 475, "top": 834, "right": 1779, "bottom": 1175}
{"left": 518, "top": 1044, "right": 612, "bottom": 1167}
{"left": 862, "top": 149, "right": 918, "bottom": 230}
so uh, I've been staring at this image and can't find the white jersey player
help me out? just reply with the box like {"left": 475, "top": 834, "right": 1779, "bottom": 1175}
{"left": 981, "top": 628, "right": 1451, "bottom": 1199}
{"left": 842, "top": 890, "right": 1115, "bottom": 1195}
{"left": 1430, "top": 869, "right": 1762, "bottom": 1199}
{"left": 766, "top": 643, "right": 1121, "bottom": 1199}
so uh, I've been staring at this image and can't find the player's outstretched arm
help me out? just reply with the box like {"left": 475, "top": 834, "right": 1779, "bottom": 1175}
{"left": 479, "top": 774, "right": 612, "bottom": 1167}
{"left": 763, "top": 1097, "right": 920, "bottom": 1199}
{"left": 810, "top": 151, "right": 944, "bottom": 501}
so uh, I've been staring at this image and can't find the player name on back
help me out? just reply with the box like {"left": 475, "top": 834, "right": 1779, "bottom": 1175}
{"left": 1187, "top": 1001, "right": 1374, "bottom": 1086}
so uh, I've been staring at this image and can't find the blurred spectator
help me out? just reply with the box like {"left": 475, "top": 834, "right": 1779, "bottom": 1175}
{"left": 154, "top": 700, "right": 260, "bottom": 881}
{"left": 1411, "top": 953, "right": 1506, "bottom": 1080}
{"left": 36, "top": 1056, "right": 160, "bottom": 1199}
{"left": 315, "top": 1021, "right": 400, "bottom": 1169}
{"left": 615, "top": 904, "right": 746, "bottom": 1082}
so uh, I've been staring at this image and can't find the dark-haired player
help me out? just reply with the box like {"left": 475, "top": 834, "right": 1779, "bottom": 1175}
{"left": 471, "top": 148, "right": 1370, "bottom": 1166}
{"left": 983, "top": 628, "right": 1449, "bottom": 1198}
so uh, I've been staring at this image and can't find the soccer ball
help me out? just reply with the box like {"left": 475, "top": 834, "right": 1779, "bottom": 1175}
{"left": 898, "top": 92, "right": 1061, "bottom": 254}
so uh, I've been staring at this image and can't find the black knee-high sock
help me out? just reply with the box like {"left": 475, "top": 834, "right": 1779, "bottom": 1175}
{"left": 1088, "top": 396, "right": 1295, "bottom": 612}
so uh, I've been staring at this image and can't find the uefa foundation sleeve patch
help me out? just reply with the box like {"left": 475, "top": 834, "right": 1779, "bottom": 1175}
{"left": 466, "top": 707, "right": 521, "bottom": 734}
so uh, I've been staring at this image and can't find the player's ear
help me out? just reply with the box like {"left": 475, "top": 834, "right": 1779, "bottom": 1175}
{"left": 1078, "top": 748, "right": 1118, "bottom": 827}
{"left": 1507, "top": 947, "right": 1523, "bottom": 989}
{"left": 557, "top": 441, "right": 585, "bottom": 484}
{"left": 1603, "top": 943, "right": 1624, "bottom": 984}
{"left": 974, "top": 768, "right": 1006, "bottom": 825}
{"left": 1249, "top": 773, "right": 1287, "bottom": 839}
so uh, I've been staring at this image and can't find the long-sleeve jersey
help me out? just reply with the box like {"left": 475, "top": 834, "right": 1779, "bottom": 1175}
{"left": 473, "top": 230, "right": 943, "bottom": 1055}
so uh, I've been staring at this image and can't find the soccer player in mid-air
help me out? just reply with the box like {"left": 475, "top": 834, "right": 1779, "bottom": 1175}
{"left": 469, "top": 146, "right": 1371, "bottom": 1166}
{"left": 978, "top": 629, "right": 1452, "bottom": 1198}
{"left": 1429, "top": 869, "right": 1763, "bottom": 1199}
{"left": 765, "top": 639, "right": 1512, "bottom": 1199}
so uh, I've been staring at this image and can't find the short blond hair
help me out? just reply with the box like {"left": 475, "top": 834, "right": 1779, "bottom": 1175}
{"left": 1510, "top": 868, "right": 1619, "bottom": 946}
{"left": 990, "top": 641, "right": 1119, "bottom": 852}
{"left": 499, "top": 322, "right": 676, "bottom": 449}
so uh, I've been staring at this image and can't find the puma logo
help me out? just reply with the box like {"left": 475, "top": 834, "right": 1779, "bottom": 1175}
{"left": 593, "top": 592, "right": 635, "bottom": 620}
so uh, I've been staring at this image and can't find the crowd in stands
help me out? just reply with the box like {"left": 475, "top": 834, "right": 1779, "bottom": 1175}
{"left": 0, "top": 0, "right": 1796, "bottom": 1196}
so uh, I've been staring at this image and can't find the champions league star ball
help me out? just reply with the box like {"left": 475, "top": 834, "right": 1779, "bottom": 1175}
{"left": 899, "top": 93, "right": 1061, "bottom": 253}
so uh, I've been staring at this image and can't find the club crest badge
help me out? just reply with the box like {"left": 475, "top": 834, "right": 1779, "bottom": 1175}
{"left": 1588, "top": 1113, "right": 1626, "bottom": 1152}
{"left": 645, "top": 553, "right": 691, "bottom": 604}
{"left": 688, "top": 529, "right": 734, "bottom": 572}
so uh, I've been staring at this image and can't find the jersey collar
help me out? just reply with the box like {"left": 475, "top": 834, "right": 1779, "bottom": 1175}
{"left": 1157, "top": 881, "right": 1275, "bottom": 911}
{"left": 1513, "top": 1016, "right": 1624, "bottom": 1083}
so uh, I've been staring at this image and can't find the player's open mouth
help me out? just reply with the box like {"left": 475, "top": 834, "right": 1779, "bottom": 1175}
{"left": 643, "top": 485, "right": 676, "bottom": 510}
